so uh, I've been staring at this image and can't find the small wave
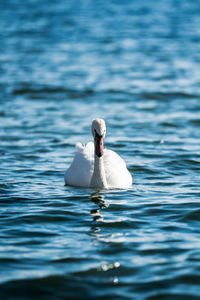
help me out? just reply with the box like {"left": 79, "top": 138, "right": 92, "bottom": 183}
{"left": 12, "top": 84, "right": 95, "bottom": 100}
{"left": 139, "top": 91, "right": 198, "bottom": 101}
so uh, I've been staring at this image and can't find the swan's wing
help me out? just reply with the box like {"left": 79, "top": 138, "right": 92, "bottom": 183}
{"left": 104, "top": 149, "right": 132, "bottom": 188}
{"left": 65, "top": 142, "right": 94, "bottom": 188}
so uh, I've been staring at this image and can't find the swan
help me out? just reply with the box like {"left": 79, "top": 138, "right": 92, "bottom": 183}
{"left": 64, "top": 118, "right": 132, "bottom": 189}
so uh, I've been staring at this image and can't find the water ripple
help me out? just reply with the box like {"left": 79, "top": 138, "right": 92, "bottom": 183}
{"left": 1, "top": 0, "right": 200, "bottom": 299}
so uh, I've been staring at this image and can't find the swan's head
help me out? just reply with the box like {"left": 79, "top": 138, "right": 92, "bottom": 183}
{"left": 91, "top": 119, "right": 106, "bottom": 158}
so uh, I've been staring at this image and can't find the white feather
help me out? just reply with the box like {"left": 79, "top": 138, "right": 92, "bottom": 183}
{"left": 65, "top": 141, "right": 132, "bottom": 189}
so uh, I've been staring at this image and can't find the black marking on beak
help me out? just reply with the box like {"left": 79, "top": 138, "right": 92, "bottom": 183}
{"left": 94, "top": 130, "right": 104, "bottom": 157}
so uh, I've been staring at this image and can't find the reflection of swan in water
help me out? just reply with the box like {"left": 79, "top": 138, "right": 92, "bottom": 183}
{"left": 65, "top": 119, "right": 132, "bottom": 189}
{"left": 90, "top": 192, "right": 108, "bottom": 222}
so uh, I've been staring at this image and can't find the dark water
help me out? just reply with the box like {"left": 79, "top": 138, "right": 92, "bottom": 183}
{"left": 1, "top": 0, "right": 200, "bottom": 299}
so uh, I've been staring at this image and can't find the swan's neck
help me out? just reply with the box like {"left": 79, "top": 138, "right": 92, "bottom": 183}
{"left": 90, "top": 154, "right": 108, "bottom": 189}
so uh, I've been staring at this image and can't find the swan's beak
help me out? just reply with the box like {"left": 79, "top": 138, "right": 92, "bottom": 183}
{"left": 95, "top": 133, "right": 104, "bottom": 158}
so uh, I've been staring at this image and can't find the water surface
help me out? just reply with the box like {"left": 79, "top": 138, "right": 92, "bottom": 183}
{"left": 1, "top": 0, "right": 200, "bottom": 299}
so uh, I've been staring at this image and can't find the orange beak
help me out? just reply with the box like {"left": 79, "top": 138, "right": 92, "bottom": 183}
{"left": 95, "top": 133, "right": 104, "bottom": 157}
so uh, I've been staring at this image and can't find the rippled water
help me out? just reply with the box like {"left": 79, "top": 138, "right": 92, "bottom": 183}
{"left": 1, "top": 0, "right": 200, "bottom": 299}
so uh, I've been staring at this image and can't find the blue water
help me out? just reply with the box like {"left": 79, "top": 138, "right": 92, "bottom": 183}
{"left": 1, "top": 0, "right": 200, "bottom": 299}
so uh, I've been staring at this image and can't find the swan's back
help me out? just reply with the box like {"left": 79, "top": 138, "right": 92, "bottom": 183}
{"left": 104, "top": 149, "right": 132, "bottom": 189}
{"left": 64, "top": 142, "right": 94, "bottom": 188}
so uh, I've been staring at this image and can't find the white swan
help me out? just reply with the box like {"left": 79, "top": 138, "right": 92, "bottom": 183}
{"left": 64, "top": 119, "right": 132, "bottom": 189}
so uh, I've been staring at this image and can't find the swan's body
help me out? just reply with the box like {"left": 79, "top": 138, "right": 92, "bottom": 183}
{"left": 65, "top": 119, "right": 132, "bottom": 189}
